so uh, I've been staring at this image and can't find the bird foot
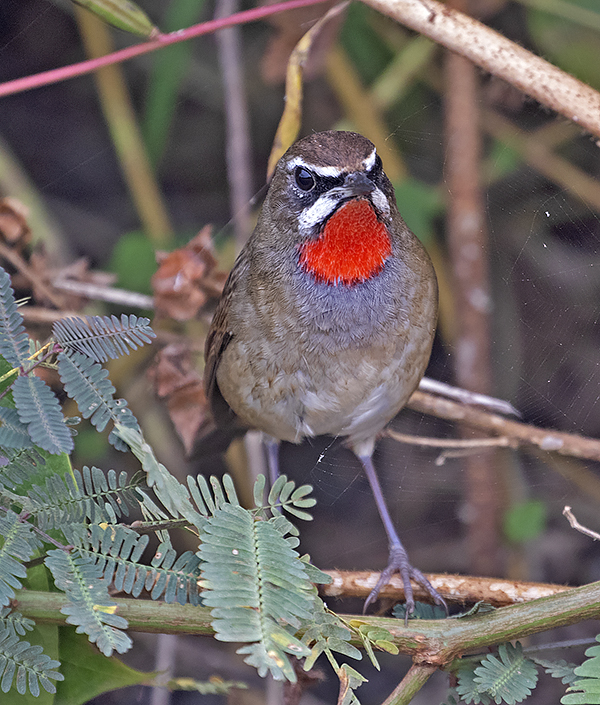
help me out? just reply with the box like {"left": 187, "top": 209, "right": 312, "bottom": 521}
{"left": 363, "top": 543, "right": 447, "bottom": 625}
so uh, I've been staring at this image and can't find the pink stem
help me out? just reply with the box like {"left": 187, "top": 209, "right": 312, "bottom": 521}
{"left": 0, "top": 0, "right": 330, "bottom": 98}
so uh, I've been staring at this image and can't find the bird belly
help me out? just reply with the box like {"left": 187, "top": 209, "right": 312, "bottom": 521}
{"left": 216, "top": 338, "right": 426, "bottom": 445}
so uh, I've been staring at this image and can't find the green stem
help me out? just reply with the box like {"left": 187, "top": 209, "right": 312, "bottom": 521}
{"left": 15, "top": 580, "right": 600, "bottom": 659}
{"left": 382, "top": 663, "right": 438, "bottom": 705}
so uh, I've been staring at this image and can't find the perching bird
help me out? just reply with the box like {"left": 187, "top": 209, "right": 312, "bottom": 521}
{"left": 203, "top": 130, "right": 445, "bottom": 616}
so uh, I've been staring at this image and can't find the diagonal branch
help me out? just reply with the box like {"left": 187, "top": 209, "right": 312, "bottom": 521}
{"left": 407, "top": 389, "right": 600, "bottom": 463}
{"left": 0, "top": 0, "right": 330, "bottom": 98}
{"left": 362, "top": 0, "right": 600, "bottom": 140}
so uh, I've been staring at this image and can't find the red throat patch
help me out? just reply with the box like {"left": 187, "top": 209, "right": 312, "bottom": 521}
{"left": 299, "top": 198, "right": 391, "bottom": 286}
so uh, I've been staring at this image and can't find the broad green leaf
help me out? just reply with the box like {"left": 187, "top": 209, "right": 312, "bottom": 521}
{"left": 54, "top": 627, "right": 152, "bottom": 705}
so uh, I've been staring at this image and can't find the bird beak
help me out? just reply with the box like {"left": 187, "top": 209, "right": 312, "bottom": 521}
{"left": 343, "top": 171, "right": 375, "bottom": 197}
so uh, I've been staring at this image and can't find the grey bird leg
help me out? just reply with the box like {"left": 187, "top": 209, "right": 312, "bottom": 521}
{"left": 265, "top": 435, "right": 281, "bottom": 487}
{"left": 356, "top": 448, "right": 447, "bottom": 623}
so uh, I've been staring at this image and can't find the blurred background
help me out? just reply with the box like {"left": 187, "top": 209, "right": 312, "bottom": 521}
{"left": 1, "top": 0, "right": 600, "bottom": 702}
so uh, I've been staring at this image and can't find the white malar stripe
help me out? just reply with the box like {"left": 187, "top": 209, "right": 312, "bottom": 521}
{"left": 298, "top": 193, "right": 341, "bottom": 233}
{"left": 287, "top": 156, "right": 345, "bottom": 178}
{"left": 371, "top": 187, "right": 390, "bottom": 217}
{"left": 362, "top": 148, "right": 377, "bottom": 172}
{"left": 298, "top": 185, "right": 390, "bottom": 233}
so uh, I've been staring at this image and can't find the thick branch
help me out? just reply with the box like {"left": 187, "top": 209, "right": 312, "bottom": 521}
{"left": 321, "top": 570, "right": 569, "bottom": 606}
{"left": 361, "top": 0, "right": 600, "bottom": 140}
{"left": 15, "top": 581, "right": 600, "bottom": 663}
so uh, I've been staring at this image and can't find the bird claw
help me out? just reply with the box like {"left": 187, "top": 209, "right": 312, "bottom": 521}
{"left": 363, "top": 543, "right": 447, "bottom": 625}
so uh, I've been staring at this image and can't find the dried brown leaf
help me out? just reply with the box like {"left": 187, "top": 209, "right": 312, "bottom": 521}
{"left": 149, "top": 343, "right": 209, "bottom": 454}
{"left": 0, "top": 198, "right": 31, "bottom": 248}
{"left": 151, "top": 226, "right": 226, "bottom": 321}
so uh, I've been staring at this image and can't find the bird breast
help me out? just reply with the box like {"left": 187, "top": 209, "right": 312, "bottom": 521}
{"left": 215, "top": 250, "right": 437, "bottom": 445}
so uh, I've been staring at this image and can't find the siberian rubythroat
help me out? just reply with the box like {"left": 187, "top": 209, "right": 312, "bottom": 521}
{"left": 204, "top": 130, "right": 445, "bottom": 616}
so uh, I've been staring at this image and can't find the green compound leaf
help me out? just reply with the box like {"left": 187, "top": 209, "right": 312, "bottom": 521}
{"left": 199, "top": 503, "right": 314, "bottom": 682}
{"left": 58, "top": 350, "right": 141, "bottom": 451}
{"left": 13, "top": 375, "right": 73, "bottom": 455}
{"left": 53, "top": 314, "right": 155, "bottom": 364}
{"left": 0, "top": 266, "right": 30, "bottom": 368}
{"left": 474, "top": 642, "right": 538, "bottom": 704}
{"left": 44, "top": 549, "right": 132, "bottom": 657}
{"left": 0, "top": 627, "right": 63, "bottom": 696}
{"left": 0, "top": 510, "right": 42, "bottom": 608}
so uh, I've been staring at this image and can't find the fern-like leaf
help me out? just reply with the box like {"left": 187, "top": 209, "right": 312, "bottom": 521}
{"left": 199, "top": 502, "right": 313, "bottom": 682}
{"left": 0, "top": 608, "right": 35, "bottom": 637}
{"left": 53, "top": 314, "right": 155, "bottom": 363}
{"left": 58, "top": 351, "right": 140, "bottom": 451}
{"left": 27, "top": 466, "right": 144, "bottom": 530}
{"left": 474, "top": 642, "right": 538, "bottom": 704}
{"left": 0, "top": 510, "right": 41, "bottom": 607}
{"left": 117, "top": 425, "right": 204, "bottom": 527}
{"left": 456, "top": 664, "right": 492, "bottom": 705}
{"left": 44, "top": 548, "right": 132, "bottom": 656}
{"left": 0, "top": 627, "right": 64, "bottom": 695}
{"left": 265, "top": 474, "right": 316, "bottom": 521}
{"left": 302, "top": 603, "right": 362, "bottom": 672}
{"left": 532, "top": 657, "right": 578, "bottom": 687}
{"left": 0, "top": 267, "right": 30, "bottom": 368}
{"left": 68, "top": 524, "right": 201, "bottom": 606}
{"left": 562, "top": 635, "right": 600, "bottom": 704}
{"left": 0, "top": 408, "right": 32, "bottom": 449}
{"left": 12, "top": 374, "right": 73, "bottom": 454}
{"left": 0, "top": 448, "right": 45, "bottom": 492}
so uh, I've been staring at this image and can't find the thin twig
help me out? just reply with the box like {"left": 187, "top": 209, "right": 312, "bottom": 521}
{"left": 0, "top": 0, "right": 331, "bottom": 98}
{"left": 0, "top": 241, "right": 65, "bottom": 308}
{"left": 387, "top": 429, "right": 512, "bottom": 449}
{"left": 563, "top": 506, "right": 600, "bottom": 542}
{"left": 52, "top": 278, "right": 154, "bottom": 309}
{"left": 443, "top": 7, "right": 500, "bottom": 577}
{"left": 419, "top": 377, "right": 518, "bottom": 417}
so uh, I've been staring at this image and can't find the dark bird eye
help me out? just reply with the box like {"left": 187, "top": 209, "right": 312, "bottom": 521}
{"left": 294, "top": 167, "right": 315, "bottom": 191}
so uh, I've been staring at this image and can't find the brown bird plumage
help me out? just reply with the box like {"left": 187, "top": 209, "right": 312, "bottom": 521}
{"left": 204, "top": 130, "right": 444, "bottom": 617}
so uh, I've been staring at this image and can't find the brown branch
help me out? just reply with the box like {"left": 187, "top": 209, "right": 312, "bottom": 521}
{"left": 361, "top": 0, "right": 600, "bottom": 140}
{"left": 443, "top": 1, "right": 499, "bottom": 577}
{"left": 407, "top": 389, "right": 600, "bottom": 463}
{"left": 0, "top": 242, "right": 65, "bottom": 308}
{"left": 52, "top": 278, "right": 154, "bottom": 309}
{"left": 321, "top": 569, "right": 570, "bottom": 606}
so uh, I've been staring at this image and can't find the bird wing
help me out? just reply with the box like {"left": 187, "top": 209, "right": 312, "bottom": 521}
{"left": 203, "top": 251, "right": 249, "bottom": 430}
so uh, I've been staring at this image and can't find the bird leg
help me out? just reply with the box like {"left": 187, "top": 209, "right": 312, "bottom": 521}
{"left": 355, "top": 448, "right": 447, "bottom": 622}
{"left": 264, "top": 435, "right": 281, "bottom": 486}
